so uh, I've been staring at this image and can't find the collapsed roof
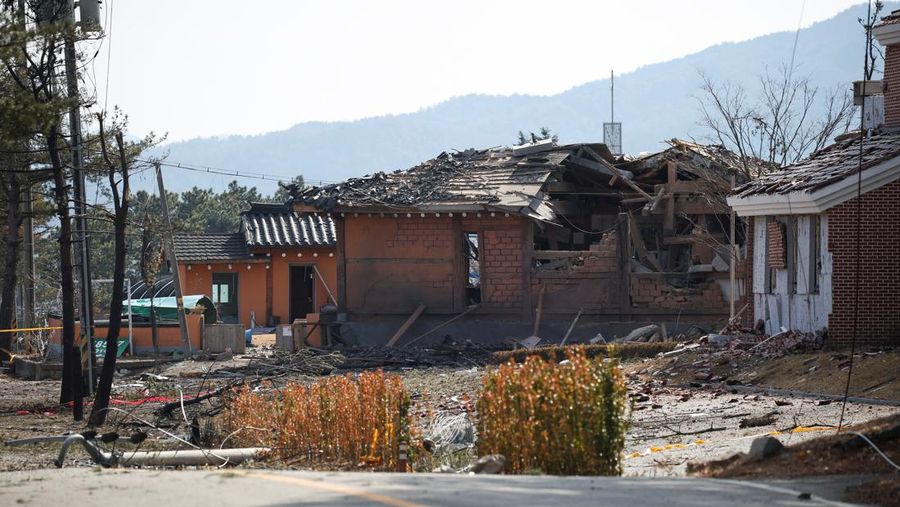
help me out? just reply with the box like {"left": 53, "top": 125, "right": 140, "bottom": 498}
{"left": 294, "top": 139, "right": 749, "bottom": 222}
{"left": 733, "top": 131, "right": 900, "bottom": 197}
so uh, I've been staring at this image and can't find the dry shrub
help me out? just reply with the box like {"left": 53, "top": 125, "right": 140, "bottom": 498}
{"left": 222, "top": 370, "right": 412, "bottom": 470}
{"left": 477, "top": 346, "right": 629, "bottom": 475}
{"left": 491, "top": 342, "right": 676, "bottom": 364}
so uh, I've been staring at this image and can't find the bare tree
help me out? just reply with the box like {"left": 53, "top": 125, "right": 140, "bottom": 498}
{"left": 697, "top": 65, "right": 856, "bottom": 177}
{"left": 87, "top": 114, "right": 130, "bottom": 426}
{"left": 859, "top": 0, "right": 885, "bottom": 80}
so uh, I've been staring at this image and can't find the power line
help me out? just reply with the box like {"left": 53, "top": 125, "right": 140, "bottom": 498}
{"left": 142, "top": 159, "right": 337, "bottom": 186}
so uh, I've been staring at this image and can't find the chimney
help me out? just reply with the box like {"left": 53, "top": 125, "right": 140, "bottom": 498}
{"left": 873, "top": 11, "right": 900, "bottom": 129}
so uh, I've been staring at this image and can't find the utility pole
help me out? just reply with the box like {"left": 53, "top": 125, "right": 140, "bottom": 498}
{"left": 16, "top": 0, "right": 34, "bottom": 334}
{"left": 64, "top": 25, "right": 95, "bottom": 394}
{"left": 155, "top": 163, "right": 192, "bottom": 357}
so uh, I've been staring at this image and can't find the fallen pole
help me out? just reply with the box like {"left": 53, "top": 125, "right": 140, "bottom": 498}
{"left": 119, "top": 447, "right": 269, "bottom": 467}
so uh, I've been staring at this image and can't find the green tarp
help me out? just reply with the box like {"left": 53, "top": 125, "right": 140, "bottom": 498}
{"left": 124, "top": 295, "right": 217, "bottom": 323}
{"left": 94, "top": 338, "right": 129, "bottom": 359}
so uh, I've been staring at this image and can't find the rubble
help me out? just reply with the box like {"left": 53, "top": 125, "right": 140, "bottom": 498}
{"left": 470, "top": 454, "right": 506, "bottom": 474}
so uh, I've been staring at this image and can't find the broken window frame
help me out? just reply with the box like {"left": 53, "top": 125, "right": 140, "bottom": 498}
{"left": 463, "top": 231, "right": 482, "bottom": 304}
{"left": 786, "top": 216, "right": 798, "bottom": 296}
{"left": 808, "top": 215, "right": 821, "bottom": 294}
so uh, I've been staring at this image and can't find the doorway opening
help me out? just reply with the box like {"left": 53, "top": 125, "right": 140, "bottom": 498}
{"left": 289, "top": 265, "right": 315, "bottom": 322}
{"left": 211, "top": 272, "right": 238, "bottom": 323}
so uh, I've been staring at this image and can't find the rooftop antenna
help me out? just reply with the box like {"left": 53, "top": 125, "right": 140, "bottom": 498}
{"left": 603, "top": 69, "right": 622, "bottom": 156}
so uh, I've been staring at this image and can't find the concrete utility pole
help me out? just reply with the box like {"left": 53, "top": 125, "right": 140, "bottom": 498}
{"left": 64, "top": 23, "right": 95, "bottom": 393}
{"left": 17, "top": 0, "right": 34, "bottom": 333}
{"left": 155, "top": 163, "right": 192, "bottom": 357}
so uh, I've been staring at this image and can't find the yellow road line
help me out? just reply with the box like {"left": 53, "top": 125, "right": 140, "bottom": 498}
{"left": 228, "top": 470, "right": 427, "bottom": 507}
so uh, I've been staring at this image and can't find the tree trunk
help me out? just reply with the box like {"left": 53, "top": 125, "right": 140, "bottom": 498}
{"left": 89, "top": 132, "right": 130, "bottom": 427}
{"left": 49, "top": 125, "right": 83, "bottom": 421}
{"left": 0, "top": 174, "right": 22, "bottom": 360}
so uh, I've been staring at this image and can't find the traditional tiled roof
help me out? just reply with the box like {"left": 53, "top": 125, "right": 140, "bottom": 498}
{"left": 732, "top": 132, "right": 900, "bottom": 197}
{"left": 241, "top": 202, "right": 336, "bottom": 247}
{"left": 172, "top": 233, "right": 251, "bottom": 262}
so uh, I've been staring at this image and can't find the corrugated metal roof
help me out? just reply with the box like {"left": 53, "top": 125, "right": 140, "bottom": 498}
{"left": 242, "top": 203, "right": 336, "bottom": 247}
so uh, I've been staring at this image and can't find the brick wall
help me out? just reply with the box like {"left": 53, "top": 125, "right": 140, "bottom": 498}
{"left": 385, "top": 218, "right": 452, "bottom": 251}
{"left": 885, "top": 45, "right": 900, "bottom": 129}
{"left": 462, "top": 215, "right": 525, "bottom": 309}
{"left": 827, "top": 179, "right": 900, "bottom": 347}
{"left": 630, "top": 276, "right": 729, "bottom": 311}
{"left": 766, "top": 219, "right": 786, "bottom": 269}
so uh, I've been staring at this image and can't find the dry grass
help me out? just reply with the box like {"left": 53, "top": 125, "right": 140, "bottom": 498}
{"left": 477, "top": 346, "right": 630, "bottom": 475}
{"left": 222, "top": 370, "right": 412, "bottom": 471}
{"left": 492, "top": 342, "right": 676, "bottom": 364}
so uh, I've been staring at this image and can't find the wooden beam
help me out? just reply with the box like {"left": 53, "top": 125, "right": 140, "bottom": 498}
{"left": 628, "top": 214, "right": 661, "bottom": 271}
{"left": 664, "top": 161, "right": 676, "bottom": 233}
{"left": 403, "top": 305, "right": 479, "bottom": 347}
{"left": 559, "top": 307, "right": 584, "bottom": 345}
{"left": 532, "top": 283, "right": 546, "bottom": 337}
{"left": 385, "top": 304, "right": 426, "bottom": 347}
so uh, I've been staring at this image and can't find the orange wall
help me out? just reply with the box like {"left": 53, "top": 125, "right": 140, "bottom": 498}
{"left": 179, "top": 261, "right": 267, "bottom": 328}
{"left": 48, "top": 314, "right": 203, "bottom": 355}
{"left": 178, "top": 248, "right": 337, "bottom": 329}
{"left": 266, "top": 246, "right": 338, "bottom": 325}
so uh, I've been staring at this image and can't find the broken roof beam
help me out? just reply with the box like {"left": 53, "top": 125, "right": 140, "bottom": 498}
{"left": 512, "top": 138, "right": 556, "bottom": 156}
{"left": 569, "top": 154, "right": 635, "bottom": 181}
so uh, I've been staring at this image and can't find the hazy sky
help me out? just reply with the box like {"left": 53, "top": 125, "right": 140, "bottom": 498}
{"left": 84, "top": 0, "right": 867, "bottom": 143}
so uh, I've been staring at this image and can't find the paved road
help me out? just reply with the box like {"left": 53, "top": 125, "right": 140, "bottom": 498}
{"left": 0, "top": 468, "right": 861, "bottom": 506}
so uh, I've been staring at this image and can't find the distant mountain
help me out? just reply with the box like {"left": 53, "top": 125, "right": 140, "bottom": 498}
{"left": 152, "top": 3, "right": 888, "bottom": 194}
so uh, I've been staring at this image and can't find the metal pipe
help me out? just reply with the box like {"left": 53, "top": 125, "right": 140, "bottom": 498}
{"left": 119, "top": 447, "right": 268, "bottom": 467}
{"left": 54, "top": 434, "right": 115, "bottom": 467}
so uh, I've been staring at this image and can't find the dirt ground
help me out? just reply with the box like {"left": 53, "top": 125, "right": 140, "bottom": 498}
{"left": 1, "top": 344, "right": 898, "bottom": 481}
{"left": 623, "top": 349, "right": 900, "bottom": 401}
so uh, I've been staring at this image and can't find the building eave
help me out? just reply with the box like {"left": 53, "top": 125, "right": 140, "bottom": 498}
{"left": 727, "top": 154, "right": 900, "bottom": 216}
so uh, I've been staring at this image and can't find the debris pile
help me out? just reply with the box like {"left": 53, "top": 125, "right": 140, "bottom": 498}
{"left": 338, "top": 344, "right": 498, "bottom": 369}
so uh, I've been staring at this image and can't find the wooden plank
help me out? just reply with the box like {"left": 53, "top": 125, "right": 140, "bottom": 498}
{"left": 385, "top": 304, "right": 426, "bottom": 347}
{"left": 628, "top": 214, "right": 662, "bottom": 271}
{"left": 532, "top": 283, "right": 546, "bottom": 337}
{"left": 559, "top": 307, "right": 584, "bottom": 345}
{"left": 336, "top": 217, "right": 347, "bottom": 313}
{"left": 403, "top": 304, "right": 479, "bottom": 347}
{"left": 569, "top": 155, "right": 638, "bottom": 183}
{"left": 664, "top": 161, "right": 676, "bottom": 233}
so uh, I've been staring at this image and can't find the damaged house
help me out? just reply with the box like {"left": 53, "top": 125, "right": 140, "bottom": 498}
{"left": 725, "top": 10, "right": 900, "bottom": 348}
{"left": 293, "top": 139, "right": 751, "bottom": 345}
{"left": 172, "top": 202, "right": 338, "bottom": 345}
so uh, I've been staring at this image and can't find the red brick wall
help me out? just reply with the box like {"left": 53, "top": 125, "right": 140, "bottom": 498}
{"left": 630, "top": 276, "right": 729, "bottom": 311}
{"left": 462, "top": 215, "right": 526, "bottom": 310}
{"left": 885, "top": 45, "right": 900, "bottom": 129}
{"left": 766, "top": 219, "right": 786, "bottom": 269}
{"left": 343, "top": 216, "right": 457, "bottom": 314}
{"left": 531, "top": 231, "right": 622, "bottom": 313}
{"left": 827, "top": 179, "right": 900, "bottom": 347}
